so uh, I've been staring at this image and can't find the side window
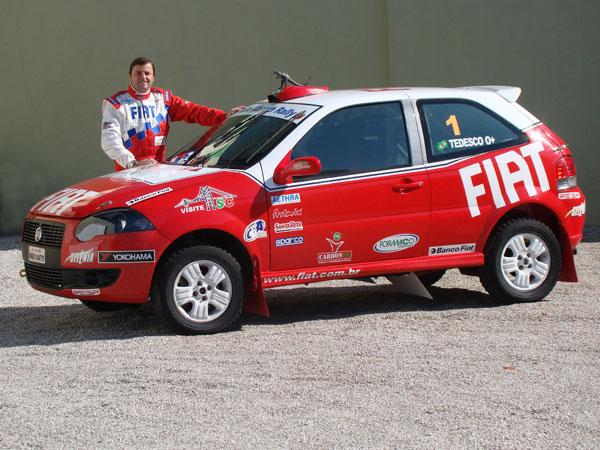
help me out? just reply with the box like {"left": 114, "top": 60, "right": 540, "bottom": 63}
{"left": 292, "top": 102, "right": 410, "bottom": 179}
{"left": 418, "top": 100, "right": 527, "bottom": 162}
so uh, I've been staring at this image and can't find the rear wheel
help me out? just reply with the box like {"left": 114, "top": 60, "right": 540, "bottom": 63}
{"left": 156, "top": 245, "right": 244, "bottom": 334}
{"left": 480, "top": 218, "right": 560, "bottom": 303}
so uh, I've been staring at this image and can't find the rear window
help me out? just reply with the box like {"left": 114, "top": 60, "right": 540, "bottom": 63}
{"left": 418, "top": 100, "right": 527, "bottom": 162}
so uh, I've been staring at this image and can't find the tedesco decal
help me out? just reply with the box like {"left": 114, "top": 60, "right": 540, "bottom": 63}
{"left": 459, "top": 142, "right": 550, "bottom": 218}
{"left": 174, "top": 186, "right": 236, "bottom": 214}
{"left": 244, "top": 220, "right": 267, "bottom": 242}
{"left": 373, "top": 234, "right": 419, "bottom": 253}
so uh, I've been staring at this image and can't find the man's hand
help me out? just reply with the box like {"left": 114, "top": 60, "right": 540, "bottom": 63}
{"left": 227, "top": 105, "right": 246, "bottom": 117}
{"left": 129, "top": 158, "right": 157, "bottom": 169}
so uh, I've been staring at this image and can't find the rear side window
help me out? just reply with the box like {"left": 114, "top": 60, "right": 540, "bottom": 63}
{"left": 418, "top": 100, "right": 527, "bottom": 162}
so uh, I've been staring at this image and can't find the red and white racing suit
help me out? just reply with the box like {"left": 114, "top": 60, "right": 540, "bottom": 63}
{"left": 101, "top": 85, "right": 226, "bottom": 171}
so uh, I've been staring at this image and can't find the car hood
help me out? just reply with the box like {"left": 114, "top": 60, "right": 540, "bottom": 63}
{"left": 30, "top": 164, "right": 226, "bottom": 218}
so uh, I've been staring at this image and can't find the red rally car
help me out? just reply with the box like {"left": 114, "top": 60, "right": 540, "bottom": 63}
{"left": 22, "top": 78, "right": 586, "bottom": 334}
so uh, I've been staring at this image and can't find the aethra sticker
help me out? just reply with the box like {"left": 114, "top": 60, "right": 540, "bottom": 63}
{"left": 98, "top": 250, "right": 155, "bottom": 263}
{"left": 126, "top": 187, "right": 172, "bottom": 206}
{"left": 429, "top": 243, "right": 476, "bottom": 256}
{"left": 72, "top": 289, "right": 100, "bottom": 296}
{"left": 275, "top": 236, "right": 304, "bottom": 247}
{"left": 271, "top": 193, "right": 301, "bottom": 206}
{"left": 244, "top": 220, "right": 267, "bottom": 242}
{"left": 373, "top": 234, "right": 419, "bottom": 253}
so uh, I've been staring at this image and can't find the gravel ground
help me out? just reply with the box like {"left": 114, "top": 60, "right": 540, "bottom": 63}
{"left": 1, "top": 231, "right": 599, "bottom": 449}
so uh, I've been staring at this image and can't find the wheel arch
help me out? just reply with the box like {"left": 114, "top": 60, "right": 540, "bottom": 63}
{"left": 484, "top": 203, "right": 577, "bottom": 281}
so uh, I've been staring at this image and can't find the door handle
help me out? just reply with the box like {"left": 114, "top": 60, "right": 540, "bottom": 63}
{"left": 392, "top": 180, "right": 424, "bottom": 194}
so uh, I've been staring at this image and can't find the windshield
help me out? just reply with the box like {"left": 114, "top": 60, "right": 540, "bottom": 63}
{"left": 167, "top": 102, "right": 320, "bottom": 169}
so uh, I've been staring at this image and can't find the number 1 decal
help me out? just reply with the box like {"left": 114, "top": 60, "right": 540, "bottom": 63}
{"left": 446, "top": 114, "right": 461, "bottom": 136}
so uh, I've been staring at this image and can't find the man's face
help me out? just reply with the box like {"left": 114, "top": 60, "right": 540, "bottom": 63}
{"left": 129, "top": 63, "right": 154, "bottom": 94}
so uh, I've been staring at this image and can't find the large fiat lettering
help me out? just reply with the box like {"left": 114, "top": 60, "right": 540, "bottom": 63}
{"left": 460, "top": 142, "right": 549, "bottom": 217}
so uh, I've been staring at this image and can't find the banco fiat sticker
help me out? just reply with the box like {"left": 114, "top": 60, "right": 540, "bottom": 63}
{"left": 429, "top": 243, "right": 475, "bottom": 256}
{"left": 175, "top": 186, "right": 236, "bottom": 214}
{"left": 271, "top": 193, "right": 301, "bottom": 206}
{"left": 373, "top": 234, "right": 419, "bottom": 253}
{"left": 244, "top": 220, "right": 267, "bottom": 242}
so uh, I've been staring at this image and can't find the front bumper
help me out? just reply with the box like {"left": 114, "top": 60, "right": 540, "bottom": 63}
{"left": 22, "top": 215, "right": 169, "bottom": 303}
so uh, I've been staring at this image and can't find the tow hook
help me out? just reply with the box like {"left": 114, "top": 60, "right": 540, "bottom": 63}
{"left": 19, "top": 268, "right": 27, "bottom": 278}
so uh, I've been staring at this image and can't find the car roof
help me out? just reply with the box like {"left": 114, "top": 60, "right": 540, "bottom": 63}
{"left": 281, "top": 85, "right": 537, "bottom": 129}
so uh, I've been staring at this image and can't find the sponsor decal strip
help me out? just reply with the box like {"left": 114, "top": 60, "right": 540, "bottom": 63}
{"left": 72, "top": 289, "right": 100, "bottom": 296}
{"left": 274, "top": 221, "right": 303, "bottom": 233}
{"left": 65, "top": 248, "right": 94, "bottom": 264}
{"left": 558, "top": 192, "right": 581, "bottom": 200}
{"left": 374, "top": 234, "right": 419, "bottom": 253}
{"left": 566, "top": 202, "right": 585, "bottom": 218}
{"left": 126, "top": 187, "right": 173, "bottom": 206}
{"left": 263, "top": 267, "right": 361, "bottom": 285}
{"left": 175, "top": 186, "right": 236, "bottom": 214}
{"left": 271, "top": 192, "right": 301, "bottom": 206}
{"left": 275, "top": 236, "right": 304, "bottom": 247}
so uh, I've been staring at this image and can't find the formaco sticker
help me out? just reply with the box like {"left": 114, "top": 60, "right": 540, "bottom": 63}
{"left": 373, "top": 234, "right": 419, "bottom": 253}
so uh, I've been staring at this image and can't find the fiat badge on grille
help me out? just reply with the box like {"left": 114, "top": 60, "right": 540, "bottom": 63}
{"left": 34, "top": 226, "right": 43, "bottom": 242}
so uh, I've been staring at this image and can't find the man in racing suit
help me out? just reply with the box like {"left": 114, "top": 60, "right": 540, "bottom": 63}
{"left": 101, "top": 56, "right": 232, "bottom": 171}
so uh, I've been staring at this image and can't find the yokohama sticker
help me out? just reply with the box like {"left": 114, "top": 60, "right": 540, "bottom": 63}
{"left": 429, "top": 243, "right": 476, "bottom": 256}
{"left": 244, "top": 220, "right": 267, "bottom": 242}
{"left": 373, "top": 234, "right": 419, "bottom": 253}
{"left": 98, "top": 250, "right": 155, "bottom": 263}
{"left": 126, "top": 187, "right": 173, "bottom": 206}
{"left": 72, "top": 289, "right": 100, "bottom": 296}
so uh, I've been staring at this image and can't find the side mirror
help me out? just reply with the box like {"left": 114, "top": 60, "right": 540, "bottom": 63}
{"left": 273, "top": 156, "right": 321, "bottom": 185}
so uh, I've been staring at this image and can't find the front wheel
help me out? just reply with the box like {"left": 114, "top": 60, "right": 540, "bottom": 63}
{"left": 156, "top": 245, "right": 244, "bottom": 334}
{"left": 480, "top": 218, "right": 561, "bottom": 303}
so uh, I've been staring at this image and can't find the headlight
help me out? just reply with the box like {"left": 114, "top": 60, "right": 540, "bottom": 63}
{"left": 75, "top": 209, "right": 154, "bottom": 242}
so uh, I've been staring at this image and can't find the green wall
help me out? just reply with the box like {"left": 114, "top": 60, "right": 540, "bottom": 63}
{"left": 0, "top": 0, "right": 597, "bottom": 233}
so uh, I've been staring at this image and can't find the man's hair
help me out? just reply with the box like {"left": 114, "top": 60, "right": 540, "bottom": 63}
{"left": 129, "top": 57, "right": 155, "bottom": 75}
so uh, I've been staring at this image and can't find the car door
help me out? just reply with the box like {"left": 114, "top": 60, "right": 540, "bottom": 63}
{"left": 268, "top": 101, "right": 431, "bottom": 271}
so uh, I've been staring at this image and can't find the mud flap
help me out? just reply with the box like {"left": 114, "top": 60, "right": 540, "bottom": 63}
{"left": 244, "top": 256, "right": 270, "bottom": 317}
{"left": 386, "top": 272, "right": 433, "bottom": 300}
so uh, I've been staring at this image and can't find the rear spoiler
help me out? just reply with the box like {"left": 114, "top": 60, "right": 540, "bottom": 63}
{"left": 462, "top": 85, "right": 521, "bottom": 102}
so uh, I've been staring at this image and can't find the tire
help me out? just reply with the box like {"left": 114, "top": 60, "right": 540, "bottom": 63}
{"left": 480, "top": 218, "right": 561, "bottom": 303}
{"left": 156, "top": 245, "right": 244, "bottom": 334}
{"left": 80, "top": 300, "right": 141, "bottom": 312}
{"left": 416, "top": 270, "right": 446, "bottom": 287}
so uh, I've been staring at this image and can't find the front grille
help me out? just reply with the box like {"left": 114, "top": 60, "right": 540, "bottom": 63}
{"left": 24, "top": 262, "right": 63, "bottom": 289}
{"left": 22, "top": 220, "right": 65, "bottom": 248}
{"left": 24, "top": 263, "right": 120, "bottom": 290}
